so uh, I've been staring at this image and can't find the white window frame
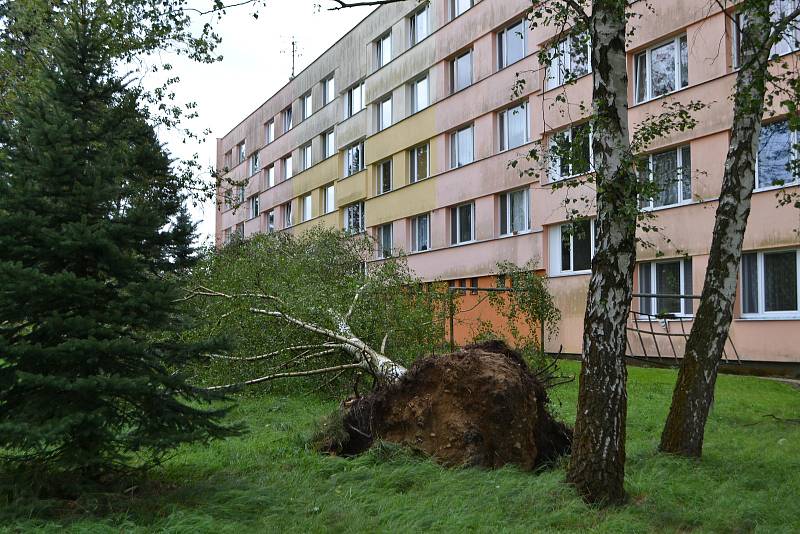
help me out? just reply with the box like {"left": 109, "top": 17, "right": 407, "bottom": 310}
{"left": 345, "top": 82, "right": 365, "bottom": 118}
{"left": 344, "top": 141, "right": 365, "bottom": 177}
{"left": 499, "top": 188, "right": 530, "bottom": 236}
{"left": 548, "top": 124, "right": 593, "bottom": 182}
{"left": 266, "top": 209, "right": 275, "bottom": 233}
{"left": 411, "top": 75, "right": 430, "bottom": 113}
{"left": 283, "top": 106, "right": 293, "bottom": 131}
{"left": 323, "top": 129, "right": 336, "bottom": 159}
{"left": 450, "top": 0, "right": 474, "bottom": 19}
{"left": 322, "top": 75, "right": 336, "bottom": 106}
{"left": 409, "top": 5, "right": 430, "bottom": 47}
{"left": 302, "top": 93, "right": 313, "bottom": 120}
{"left": 377, "top": 159, "right": 392, "bottom": 195}
{"left": 376, "top": 32, "right": 392, "bottom": 69}
{"left": 377, "top": 223, "right": 393, "bottom": 259}
{"left": 498, "top": 19, "right": 527, "bottom": 69}
{"left": 411, "top": 213, "right": 431, "bottom": 252}
{"left": 410, "top": 143, "right": 430, "bottom": 183}
{"left": 249, "top": 152, "right": 260, "bottom": 176}
{"left": 248, "top": 195, "right": 259, "bottom": 220}
{"left": 451, "top": 49, "right": 473, "bottom": 93}
{"left": 237, "top": 142, "right": 246, "bottom": 164}
{"left": 283, "top": 202, "right": 293, "bottom": 228}
{"left": 499, "top": 101, "right": 530, "bottom": 151}
{"left": 450, "top": 124, "right": 474, "bottom": 169}
{"left": 634, "top": 34, "right": 689, "bottom": 104}
{"left": 302, "top": 194, "right": 313, "bottom": 222}
{"left": 301, "top": 143, "right": 312, "bottom": 171}
{"left": 450, "top": 202, "right": 476, "bottom": 245}
{"left": 378, "top": 95, "right": 392, "bottom": 131}
{"left": 545, "top": 32, "right": 592, "bottom": 91}
{"left": 638, "top": 258, "right": 694, "bottom": 317}
{"left": 324, "top": 184, "right": 336, "bottom": 214}
{"left": 549, "top": 220, "right": 596, "bottom": 276}
{"left": 640, "top": 145, "right": 692, "bottom": 209}
{"left": 283, "top": 155, "right": 293, "bottom": 180}
{"left": 266, "top": 120, "right": 275, "bottom": 144}
{"left": 755, "top": 119, "right": 799, "bottom": 191}
{"left": 267, "top": 165, "right": 275, "bottom": 188}
{"left": 741, "top": 249, "right": 800, "bottom": 318}
{"left": 344, "top": 202, "right": 365, "bottom": 234}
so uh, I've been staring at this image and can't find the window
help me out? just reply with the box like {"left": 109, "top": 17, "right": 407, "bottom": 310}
{"left": 322, "top": 75, "right": 336, "bottom": 106}
{"left": 378, "top": 95, "right": 392, "bottom": 131}
{"left": 234, "top": 222, "right": 244, "bottom": 238}
{"left": 411, "top": 213, "right": 431, "bottom": 252}
{"left": 224, "top": 151, "right": 232, "bottom": 170}
{"left": 223, "top": 188, "right": 233, "bottom": 207}
{"left": 635, "top": 35, "right": 689, "bottom": 103}
{"left": 451, "top": 125, "right": 474, "bottom": 168}
{"left": 237, "top": 142, "right": 246, "bottom": 164}
{"left": 344, "top": 202, "right": 365, "bottom": 234}
{"left": 546, "top": 32, "right": 591, "bottom": 90}
{"left": 302, "top": 194, "right": 313, "bottom": 222}
{"left": 410, "top": 75, "right": 429, "bottom": 113}
{"left": 301, "top": 143, "right": 312, "bottom": 170}
{"left": 550, "top": 220, "right": 595, "bottom": 274}
{"left": 499, "top": 102, "right": 529, "bottom": 151}
{"left": 638, "top": 258, "right": 694, "bottom": 316}
{"left": 498, "top": 19, "right": 526, "bottom": 69}
{"left": 376, "top": 32, "right": 391, "bottom": 68}
{"left": 323, "top": 129, "right": 336, "bottom": 159}
{"left": 266, "top": 120, "right": 275, "bottom": 144}
{"left": 450, "top": 202, "right": 475, "bottom": 245}
{"left": 451, "top": 50, "right": 473, "bottom": 93}
{"left": 302, "top": 93, "right": 313, "bottom": 120}
{"left": 549, "top": 123, "right": 592, "bottom": 182}
{"left": 756, "top": 119, "right": 798, "bottom": 190}
{"left": 451, "top": 0, "right": 473, "bottom": 19}
{"left": 377, "top": 223, "right": 393, "bottom": 259}
{"left": 345, "top": 82, "right": 365, "bottom": 118}
{"left": 267, "top": 165, "right": 275, "bottom": 188}
{"left": 410, "top": 6, "right": 430, "bottom": 46}
{"left": 499, "top": 189, "right": 530, "bottom": 235}
{"left": 283, "top": 106, "right": 293, "bottom": 131}
{"left": 283, "top": 155, "right": 293, "bottom": 180}
{"left": 640, "top": 145, "right": 692, "bottom": 209}
{"left": 267, "top": 209, "right": 275, "bottom": 233}
{"left": 249, "top": 152, "right": 260, "bottom": 176}
{"left": 283, "top": 202, "right": 293, "bottom": 228}
{"left": 248, "top": 195, "right": 259, "bottom": 220}
{"left": 236, "top": 184, "right": 245, "bottom": 204}
{"left": 223, "top": 227, "right": 232, "bottom": 243}
{"left": 742, "top": 249, "right": 800, "bottom": 316}
{"left": 410, "top": 144, "right": 429, "bottom": 183}
{"left": 324, "top": 184, "right": 335, "bottom": 214}
{"left": 772, "top": 0, "right": 800, "bottom": 57}
{"left": 345, "top": 141, "right": 365, "bottom": 176}
{"left": 377, "top": 159, "right": 392, "bottom": 195}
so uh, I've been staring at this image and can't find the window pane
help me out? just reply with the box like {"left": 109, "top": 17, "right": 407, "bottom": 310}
{"left": 458, "top": 204, "right": 473, "bottom": 243}
{"left": 652, "top": 149, "right": 679, "bottom": 207}
{"left": 655, "top": 261, "right": 681, "bottom": 314}
{"left": 450, "top": 208, "right": 458, "bottom": 244}
{"left": 500, "top": 194, "right": 509, "bottom": 235}
{"left": 572, "top": 220, "right": 592, "bottom": 271}
{"left": 683, "top": 258, "right": 694, "bottom": 314}
{"left": 570, "top": 33, "right": 590, "bottom": 78}
{"left": 639, "top": 263, "right": 653, "bottom": 314}
{"left": 507, "top": 104, "right": 527, "bottom": 149}
{"left": 758, "top": 120, "right": 793, "bottom": 188}
{"left": 679, "top": 35, "right": 689, "bottom": 88}
{"left": 742, "top": 253, "right": 759, "bottom": 314}
{"left": 650, "top": 41, "right": 676, "bottom": 98}
{"left": 572, "top": 123, "right": 591, "bottom": 175}
{"left": 417, "top": 215, "right": 430, "bottom": 251}
{"left": 560, "top": 225, "right": 572, "bottom": 271}
{"left": 764, "top": 251, "right": 798, "bottom": 311}
{"left": 681, "top": 146, "right": 692, "bottom": 201}
{"left": 635, "top": 53, "right": 648, "bottom": 102}
{"left": 455, "top": 52, "right": 472, "bottom": 91}
{"left": 415, "top": 78, "right": 429, "bottom": 111}
{"left": 414, "top": 145, "right": 428, "bottom": 181}
{"left": 506, "top": 21, "right": 526, "bottom": 65}
{"left": 457, "top": 128, "right": 473, "bottom": 166}
{"left": 510, "top": 189, "right": 527, "bottom": 232}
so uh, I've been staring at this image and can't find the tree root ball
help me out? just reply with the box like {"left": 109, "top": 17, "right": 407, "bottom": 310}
{"left": 318, "top": 341, "right": 572, "bottom": 470}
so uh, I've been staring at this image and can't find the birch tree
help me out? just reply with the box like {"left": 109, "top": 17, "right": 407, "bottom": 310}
{"left": 660, "top": 0, "right": 800, "bottom": 457}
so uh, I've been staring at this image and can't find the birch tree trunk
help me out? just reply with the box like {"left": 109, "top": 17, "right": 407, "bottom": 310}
{"left": 565, "top": 1, "right": 636, "bottom": 505}
{"left": 659, "top": 8, "right": 774, "bottom": 457}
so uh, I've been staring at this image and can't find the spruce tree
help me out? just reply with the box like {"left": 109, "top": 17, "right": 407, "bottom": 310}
{"left": 0, "top": 8, "right": 239, "bottom": 479}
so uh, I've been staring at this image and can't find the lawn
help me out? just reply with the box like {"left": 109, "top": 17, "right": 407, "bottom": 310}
{"left": 2, "top": 361, "right": 799, "bottom": 533}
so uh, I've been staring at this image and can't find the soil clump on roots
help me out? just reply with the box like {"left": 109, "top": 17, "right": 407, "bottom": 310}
{"left": 315, "top": 340, "right": 572, "bottom": 470}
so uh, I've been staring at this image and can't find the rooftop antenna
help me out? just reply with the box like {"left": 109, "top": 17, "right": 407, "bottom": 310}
{"left": 281, "top": 36, "right": 302, "bottom": 80}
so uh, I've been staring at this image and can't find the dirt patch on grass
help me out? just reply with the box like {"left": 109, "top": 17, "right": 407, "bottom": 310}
{"left": 316, "top": 341, "right": 572, "bottom": 470}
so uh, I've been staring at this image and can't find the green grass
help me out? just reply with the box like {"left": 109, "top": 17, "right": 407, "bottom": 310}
{"left": 2, "top": 362, "right": 799, "bottom": 533}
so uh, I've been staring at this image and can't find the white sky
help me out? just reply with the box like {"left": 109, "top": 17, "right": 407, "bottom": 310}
{"left": 158, "top": 0, "right": 376, "bottom": 245}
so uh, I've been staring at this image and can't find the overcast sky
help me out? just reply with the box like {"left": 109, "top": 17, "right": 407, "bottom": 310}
{"left": 158, "top": 0, "right": 376, "bottom": 245}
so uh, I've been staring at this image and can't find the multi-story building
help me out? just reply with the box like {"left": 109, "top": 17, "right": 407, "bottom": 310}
{"left": 216, "top": 0, "right": 800, "bottom": 371}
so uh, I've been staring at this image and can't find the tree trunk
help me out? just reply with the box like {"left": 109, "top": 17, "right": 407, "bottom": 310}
{"left": 660, "top": 8, "right": 773, "bottom": 457}
{"left": 566, "top": 1, "right": 635, "bottom": 505}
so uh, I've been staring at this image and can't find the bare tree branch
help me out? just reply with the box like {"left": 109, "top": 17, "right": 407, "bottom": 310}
{"left": 207, "top": 363, "right": 366, "bottom": 390}
{"left": 329, "top": 0, "right": 410, "bottom": 11}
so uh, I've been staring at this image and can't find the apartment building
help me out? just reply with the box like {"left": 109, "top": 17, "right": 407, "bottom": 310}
{"left": 216, "top": 0, "right": 800, "bottom": 368}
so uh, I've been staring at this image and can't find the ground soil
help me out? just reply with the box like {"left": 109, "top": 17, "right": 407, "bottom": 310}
{"left": 327, "top": 340, "right": 572, "bottom": 470}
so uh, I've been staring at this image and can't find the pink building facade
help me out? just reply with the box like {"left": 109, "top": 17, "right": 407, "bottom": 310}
{"left": 216, "top": 0, "right": 800, "bottom": 370}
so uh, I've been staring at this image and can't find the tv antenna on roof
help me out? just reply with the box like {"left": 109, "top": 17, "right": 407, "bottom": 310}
{"left": 281, "top": 36, "right": 302, "bottom": 80}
